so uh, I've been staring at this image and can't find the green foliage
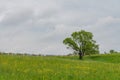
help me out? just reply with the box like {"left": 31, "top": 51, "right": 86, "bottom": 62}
{"left": 63, "top": 38, "right": 79, "bottom": 51}
{"left": 63, "top": 30, "right": 99, "bottom": 58}
{"left": 0, "top": 54, "right": 120, "bottom": 80}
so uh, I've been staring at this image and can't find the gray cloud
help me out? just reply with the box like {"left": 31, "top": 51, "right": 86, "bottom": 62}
{"left": 0, "top": 9, "right": 33, "bottom": 26}
{"left": 0, "top": 0, "right": 120, "bottom": 54}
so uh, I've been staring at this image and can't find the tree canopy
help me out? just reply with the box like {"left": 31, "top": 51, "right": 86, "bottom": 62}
{"left": 63, "top": 30, "right": 99, "bottom": 59}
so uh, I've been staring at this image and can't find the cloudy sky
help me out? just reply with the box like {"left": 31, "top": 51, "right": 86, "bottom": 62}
{"left": 0, "top": 0, "right": 120, "bottom": 55}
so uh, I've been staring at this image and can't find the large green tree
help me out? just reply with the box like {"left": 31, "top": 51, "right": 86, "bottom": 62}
{"left": 63, "top": 30, "right": 99, "bottom": 59}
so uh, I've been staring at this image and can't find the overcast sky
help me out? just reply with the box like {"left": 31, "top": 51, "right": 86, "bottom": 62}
{"left": 0, "top": 0, "right": 120, "bottom": 55}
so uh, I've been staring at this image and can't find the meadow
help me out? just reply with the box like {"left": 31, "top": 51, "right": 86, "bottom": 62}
{"left": 0, "top": 53, "right": 120, "bottom": 80}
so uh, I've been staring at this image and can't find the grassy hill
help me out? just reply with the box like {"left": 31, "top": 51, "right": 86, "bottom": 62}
{"left": 0, "top": 54, "right": 120, "bottom": 80}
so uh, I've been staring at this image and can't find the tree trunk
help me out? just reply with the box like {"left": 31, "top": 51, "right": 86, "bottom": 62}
{"left": 79, "top": 51, "right": 83, "bottom": 60}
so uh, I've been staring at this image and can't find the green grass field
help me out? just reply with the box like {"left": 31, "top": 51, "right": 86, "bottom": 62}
{"left": 0, "top": 54, "right": 120, "bottom": 80}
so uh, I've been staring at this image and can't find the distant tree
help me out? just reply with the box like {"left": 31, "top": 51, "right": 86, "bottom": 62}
{"left": 63, "top": 30, "right": 99, "bottom": 59}
{"left": 109, "top": 49, "right": 118, "bottom": 54}
{"left": 104, "top": 51, "right": 107, "bottom": 54}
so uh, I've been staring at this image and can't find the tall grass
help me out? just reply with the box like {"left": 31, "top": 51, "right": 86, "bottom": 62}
{"left": 0, "top": 54, "right": 120, "bottom": 80}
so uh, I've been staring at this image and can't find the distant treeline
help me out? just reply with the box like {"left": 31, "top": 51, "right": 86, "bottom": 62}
{"left": 0, "top": 52, "right": 42, "bottom": 56}
{"left": 0, "top": 52, "right": 65, "bottom": 56}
